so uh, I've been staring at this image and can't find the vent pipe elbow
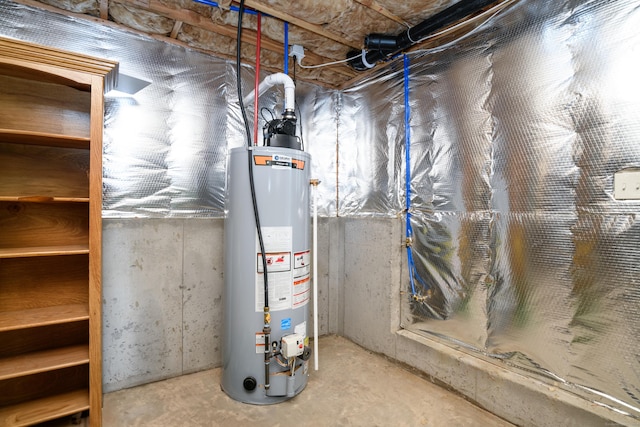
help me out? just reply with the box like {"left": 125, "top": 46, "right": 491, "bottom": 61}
{"left": 243, "top": 72, "right": 295, "bottom": 113}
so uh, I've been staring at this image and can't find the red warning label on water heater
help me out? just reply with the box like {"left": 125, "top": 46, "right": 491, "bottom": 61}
{"left": 293, "top": 276, "right": 310, "bottom": 309}
{"left": 293, "top": 250, "right": 311, "bottom": 309}
{"left": 254, "top": 155, "right": 305, "bottom": 170}
{"left": 294, "top": 250, "right": 311, "bottom": 278}
{"left": 256, "top": 252, "right": 291, "bottom": 273}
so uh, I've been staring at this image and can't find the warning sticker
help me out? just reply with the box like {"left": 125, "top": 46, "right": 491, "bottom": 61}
{"left": 292, "top": 250, "right": 311, "bottom": 309}
{"left": 256, "top": 332, "right": 265, "bottom": 354}
{"left": 292, "top": 276, "right": 310, "bottom": 309}
{"left": 294, "top": 250, "right": 311, "bottom": 278}
{"left": 256, "top": 252, "right": 291, "bottom": 273}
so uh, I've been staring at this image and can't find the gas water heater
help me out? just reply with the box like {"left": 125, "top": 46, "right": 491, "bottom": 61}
{"left": 222, "top": 73, "right": 312, "bottom": 404}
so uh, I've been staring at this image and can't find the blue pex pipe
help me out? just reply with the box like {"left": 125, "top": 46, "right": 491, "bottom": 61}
{"left": 192, "top": 0, "right": 286, "bottom": 73}
{"left": 284, "top": 22, "right": 289, "bottom": 75}
{"left": 403, "top": 54, "right": 417, "bottom": 297}
{"left": 192, "top": 0, "right": 264, "bottom": 16}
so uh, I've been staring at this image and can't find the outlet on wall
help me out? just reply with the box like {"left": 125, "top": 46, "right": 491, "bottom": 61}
{"left": 614, "top": 169, "right": 640, "bottom": 200}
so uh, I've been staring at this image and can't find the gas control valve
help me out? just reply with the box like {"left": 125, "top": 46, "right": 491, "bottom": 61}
{"left": 281, "top": 334, "right": 305, "bottom": 358}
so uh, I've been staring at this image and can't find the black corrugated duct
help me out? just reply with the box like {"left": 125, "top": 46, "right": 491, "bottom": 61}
{"left": 348, "top": 0, "right": 498, "bottom": 71}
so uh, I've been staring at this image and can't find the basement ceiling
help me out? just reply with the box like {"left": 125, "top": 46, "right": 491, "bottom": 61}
{"left": 14, "top": 0, "right": 508, "bottom": 88}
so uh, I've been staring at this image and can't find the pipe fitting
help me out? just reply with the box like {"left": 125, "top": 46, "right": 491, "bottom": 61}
{"left": 243, "top": 72, "right": 296, "bottom": 113}
{"left": 365, "top": 34, "right": 399, "bottom": 52}
{"left": 349, "top": 0, "right": 497, "bottom": 71}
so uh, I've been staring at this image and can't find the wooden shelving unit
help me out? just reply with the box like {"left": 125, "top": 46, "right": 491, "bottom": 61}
{"left": 0, "top": 345, "right": 89, "bottom": 381}
{"left": 0, "top": 245, "right": 90, "bottom": 259}
{"left": 0, "top": 305, "right": 90, "bottom": 332}
{"left": 0, "top": 129, "right": 91, "bottom": 149}
{"left": 0, "top": 390, "right": 90, "bottom": 427}
{"left": 0, "top": 37, "right": 118, "bottom": 427}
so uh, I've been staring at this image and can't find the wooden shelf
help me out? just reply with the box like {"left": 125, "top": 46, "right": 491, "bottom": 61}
{"left": 0, "top": 35, "right": 114, "bottom": 427}
{"left": 0, "top": 143, "right": 90, "bottom": 200}
{"left": 0, "top": 196, "right": 89, "bottom": 203}
{"left": 0, "top": 129, "right": 90, "bottom": 149}
{"left": 0, "top": 305, "right": 89, "bottom": 332}
{"left": 0, "top": 389, "right": 89, "bottom": 427}
{"left": 0, "top": 345, "right": 89, "bottom": 381}
{"left": 0, "top": 245, "right": 89, "bottom": 259}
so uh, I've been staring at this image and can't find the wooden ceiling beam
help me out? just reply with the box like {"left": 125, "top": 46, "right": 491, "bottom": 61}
{"left": 242, "top": 0, "right": 361, "bottom": 50}
{"left": 351, "top": 0, "right": 410, "bottom": 27}
{"left": 13, "top": 0, "right": 347, "bottom": 88}
{"left": 99, "top": 0, "right": 109, "bottom": 19}
{"left": 169, "top": 20, "right": 183, "bottom": 39}
{"left": 117, "top": 0, "right": 280, "bottom": 50}
{"left": 119, "top": 0, "right": 355, "bottom": 77}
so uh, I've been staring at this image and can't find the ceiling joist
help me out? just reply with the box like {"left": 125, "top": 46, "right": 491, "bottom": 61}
{"left": 99, "top": 0, "right": 109, "bottom": 19}
{"left": 11, "top": 0, "right": 507, "bottom": 88}
{"left": 169, "top": 20, "right": 183, "bottom": 39}
{"left": 351, "top": 0, "right": 410, "bottom": 27}
{"left": 242, "top": 0, "right": 361, "bottom": 50}
{"left": 119, "top": 0, "right": 356, "bottom": 77}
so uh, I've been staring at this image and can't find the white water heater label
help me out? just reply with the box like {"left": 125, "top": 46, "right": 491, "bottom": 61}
{"left": 255, "top": 227, "right": 293, "bottom": 312}
{"left": 294, "top": 321, "right": 306, "bottom": 338}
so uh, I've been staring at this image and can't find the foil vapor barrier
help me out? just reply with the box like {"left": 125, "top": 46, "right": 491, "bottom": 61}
{"left": 381, "top": 0, "right": 639, "bottom": 417}
{"left": 0, "top": 0, "right": 338, "bottom": 217}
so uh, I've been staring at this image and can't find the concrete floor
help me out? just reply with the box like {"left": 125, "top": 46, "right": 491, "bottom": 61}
{"left": 101, "top": 336, "right": 513, "bottom": 426}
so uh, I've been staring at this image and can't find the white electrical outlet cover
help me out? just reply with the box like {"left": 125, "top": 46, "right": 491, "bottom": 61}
{"left": 614, "top": 169, "right": 640, "bottom": 200}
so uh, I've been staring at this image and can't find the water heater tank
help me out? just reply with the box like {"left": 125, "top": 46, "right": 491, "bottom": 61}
{"left": 222, "top": 145, "right": 311, "bottom": 404}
